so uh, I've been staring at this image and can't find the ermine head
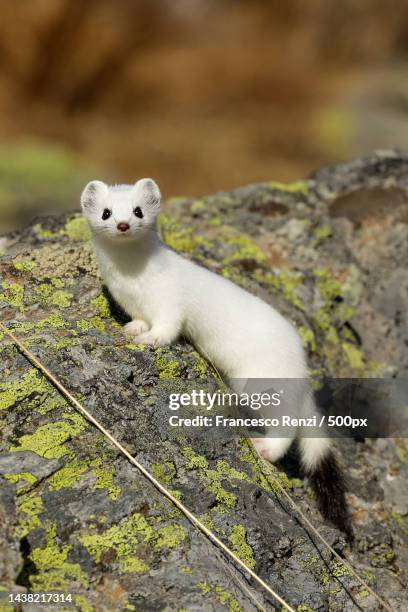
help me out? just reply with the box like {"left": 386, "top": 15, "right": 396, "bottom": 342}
{"left": 81, "top": 178, "right": 161, "bottom": 243}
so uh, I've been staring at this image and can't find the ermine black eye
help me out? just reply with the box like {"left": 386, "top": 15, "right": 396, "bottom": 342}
{"left": 102, "top": 209, "right": 111, "bottom": 220}
{"left": 134, "top": 207, "right": 143, "bottom": 219}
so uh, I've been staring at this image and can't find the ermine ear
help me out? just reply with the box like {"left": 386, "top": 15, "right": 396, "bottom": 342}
{"left": 133, "top": 178, "right": 161, "bottom": 209}
{"left": 81, "top": 180, "right": 108, "bottom": 210}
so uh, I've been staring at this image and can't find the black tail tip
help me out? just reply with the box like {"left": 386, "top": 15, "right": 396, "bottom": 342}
{"left": 307, "top": 450, "right": 354, "bottom": 543}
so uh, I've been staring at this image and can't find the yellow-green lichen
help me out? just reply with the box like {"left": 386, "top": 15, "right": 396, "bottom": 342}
{"left": 79, "top": 511, "right": 187, "bottom": 573}
{"left": 229, "top": 525, "right": 256, "bottom": 569}
{"left": 314, "top": 224, "right": 332, "bottom": 243}
{"left": 191, "top": 352, "right": 209, "bottom": 378}
{"left": 311, "top": 267, "right": 368, "bottom": 372}
{"left": 197, "top": 582, "right": 212, "bottom": 594}
{"left": 30, "top": 524, "right": 88, "bottom": 590}
{"left": 49, "top": 453, "right": 121, "bottom": 499}
{"left": 32, "top": 283, "right": 72, "bottom": 308}
{"left": 14, "top": 261, "right": 37, "bottom": 271}
{"left": 10, "top": 412, "right": 87, "bottom": 458}
{"left": 0, "top": 281, "right": 25, "bottom": 311}
{"left": 154, "top": 524, "right": 188, "bottom": 549}
{"left": 254, "top": 269, "right": 305, "bottom": 311}
{"left": 160, "top": 215, "right": 198, "bottom": 254}
{"left": 182, "top": 447, "right": 209, "bottom": 470}
{"left": 297, "top": 326, "right": 316, "bottom": 352}
{"left": 152, "top": 461, "right": 177, "bottom": 484}
{"left": 15, "top": 491, "right": 44, "bottom": 538}
{"left": 182, "top": 448, "right": 249, "bottom": 513}
{"left": 48, "top": 460, "right": 90, "bottom": 490}
{"left": 223, "top": 234, "right": 266, "bottom": 265}
{"left": 207, "top": 481, "right": 237, "bottom": 510}
{"left": 0, "top": 368, "right": 49, "bottom": 411}
{"left": 76, "top": 317, "right": 106, "bottom": 332}
{"left": 341, "top": 342, "right": 364, "bottom": 369}
{"left": 314, "top": 268, "right": 342, "bottom": 302}
{"left": 371, "top": 544, "right": 396, "bottom": 565}
{"left": 4, "top": 472, "right": 37, "bottom": 493}
{"left": 74, "top": 595, "right": 94, "bottom": 612}
{"left": 331, "top": 560, "right": 352, "bottom": 578}
{"left": 65, "top": 216, "right": 92, "bottom": 242}
{"left": 215, "top": 586, "right": 242, "bottom": 612}
{"left": 191, "top": 199, "right": 205, "bottom": 214}
{"left": 155, "top": 349, "right": 181, "bottom": 379}
{"left": 391, "top": 511, "right": 408, "bottom": 536}
{"left": 92, "top": 460, "right": 121, "bottom": 500}
{"left": 239, "top": 440, "right": 303, "bottom": 497}
{"left": 120, "top": 556, "right": 150, "bottom": 573}
{"left": 91, "top": 294, "right": 111, "bottom": 318}
{"left": 266, "top": 180, "right": 309, "bottom": 194}
{"left": 33, "top": 223, "right": 60, "bottom": 239}
{"left": 79, "top": 512, "right": 153, "bottom": 565}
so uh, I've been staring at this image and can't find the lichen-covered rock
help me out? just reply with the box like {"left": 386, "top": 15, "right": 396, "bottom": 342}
{"left": 0, "top": 150, "right": 407, "bottom": 611}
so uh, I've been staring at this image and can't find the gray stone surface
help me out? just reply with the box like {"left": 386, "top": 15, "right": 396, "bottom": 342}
{"left": 0, "top": 150, "right": 407, "bottom": 611}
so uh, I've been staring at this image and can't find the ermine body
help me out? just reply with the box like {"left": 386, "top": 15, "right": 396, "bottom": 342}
{"left": 82, "top": 178, "right": 353, "bottom": 539}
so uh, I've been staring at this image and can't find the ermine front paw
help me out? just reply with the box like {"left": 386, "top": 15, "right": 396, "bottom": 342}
{"left": 124, "top": 320, "right": 150, "bottom": 336}
{"left": 132, "top": 331, "right": 171, "bottom": 347}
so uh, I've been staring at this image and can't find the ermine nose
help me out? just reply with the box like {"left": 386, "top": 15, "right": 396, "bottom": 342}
{"left": 117, "top": 223, "right": 130, "bottom": 232}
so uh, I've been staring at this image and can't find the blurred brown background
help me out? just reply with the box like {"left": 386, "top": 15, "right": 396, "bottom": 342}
{"left": 1, "top": 0, "right": 408, "bottom": 232}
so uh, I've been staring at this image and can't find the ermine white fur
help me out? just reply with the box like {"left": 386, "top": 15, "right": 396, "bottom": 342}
{"left": 81, "top": 178, "right": 353, "bottom": 539}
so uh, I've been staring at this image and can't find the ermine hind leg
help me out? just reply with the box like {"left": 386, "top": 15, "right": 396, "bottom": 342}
{"left": 251, "top": 437, "right": 294, "bottom": 463}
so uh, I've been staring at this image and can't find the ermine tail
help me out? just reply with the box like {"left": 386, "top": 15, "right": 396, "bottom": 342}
{"left": 299, "top": 436, "right": 354, "bottom": 541}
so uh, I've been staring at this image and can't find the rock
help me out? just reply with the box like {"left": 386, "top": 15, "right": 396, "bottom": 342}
{"left": 0, "top": 150, "right": 407, "bottom": 611}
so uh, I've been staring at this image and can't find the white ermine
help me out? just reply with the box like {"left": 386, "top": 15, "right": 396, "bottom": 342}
{"left": 81, "top": 178, "right": 353, "bottom": 539}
